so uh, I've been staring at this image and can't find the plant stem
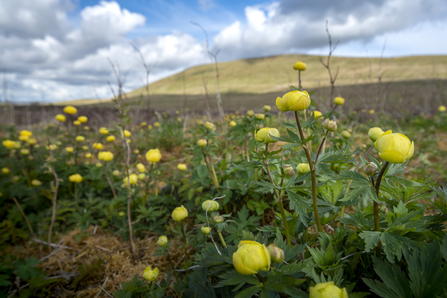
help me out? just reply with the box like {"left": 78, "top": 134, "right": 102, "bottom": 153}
{"left": 294, "top": 112, "right": 323, "bottom": 233}
{"left": 13, "top": 197, "right": 35, "bottom": 239}
{"left": 202, "top": 148, "right": 219, "bottom": 189}
{"left": 218, "top": 231, "right": 227, "bottom": 248}
{"left": 373, "top": 161, "right": 389, "bottom": 231}
{"left": 245, "top": 134, "right": 250, "bottom": 162}
{"left": 48, "top": 147, "right": 59, "bottom": 253}
{"left": 180, "top": 221, "right": 189, "bottom": 265}
{"left": 74, "top": 183, "right": 78, "bottom": 209}
{"left": 314, "top": 130, "right": 329, "bottom": 165}
{"left": 264, "top": 144, "right": 292, "bottom": 246}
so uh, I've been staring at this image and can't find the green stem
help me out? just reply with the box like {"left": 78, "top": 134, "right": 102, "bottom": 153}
{"left": 218, "top": 231, "right": 227, "bottom": 248}
{"left": 180, "top": 220, "right": 189, "bottom": 266}
{"left": 245, "top": 134, "right": 250, "bottom": 162}
{"left": 374, "top": 161, "right": 389, "bottom": 231}
{"left": 294, "top": 111, "right": 323, "bottom": 233}
{"left": 74, "top": 182, "right": 79, "bottom": 209}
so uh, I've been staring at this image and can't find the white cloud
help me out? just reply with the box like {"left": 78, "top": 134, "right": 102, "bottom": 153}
{"left": 199, "top": 0, "right": 214, "bottom": 11}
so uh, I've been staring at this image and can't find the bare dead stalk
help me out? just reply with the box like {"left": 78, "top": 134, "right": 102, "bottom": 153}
{"left": 13, "top": 197, "right": 35, "bottom": 239}
{"left": 48, "top": 147, "right": 60, "bottom": 253}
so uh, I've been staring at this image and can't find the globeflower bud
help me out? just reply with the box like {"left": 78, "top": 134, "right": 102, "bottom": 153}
{"left": 69, "top": 174, "right": 83, "bottom": 183}
{"left": 123, "top": 130, "right": 131, "bottom": 138}
{"left": 99, "top": 127, "right": 109, "bottom": 135}
{"left": 138, "top": 173, "right": 145, "bottom": 180}
{"left": 363, "top": 162, "right": 378, "bottom": 176}
{"left": 202, "top": 200, "right": 219, "bottom": 212}
{"left": 257, "top": 147, "right": 266, "bottom": 155}
{"left": 341, "top": 130, "right": 351, "bottom": 138}
{"left": 255, "top": 127, "right": 280, "bottom": 144}
{"left": 322, "top": 119, "right": 337, "bottom": 132}
{"left": 19, "top": 135, "right": 29, "bottom": 141}
{"left": 2, "top": 140, "right": 15, "bottom": 149}
{"left": 143, "top": 266, "right": 159, "bottom": 281}
{"left": 118, "top": 211, "right": 125, "bottom": 217}
{"left": 334, "top": 97, "right": 345, "bottom": 106}
{"left": 76, "top": 136, "right": 85, "bottom": 142}
{"left": 213, "top": 215, "right": 224, "bottom": 223}
{"left": 267, "top": 243, "right": 285, "bottom": 263}
{"left": 113, "top": 170, "right": 120, "bottom": 176}
{"left": 136, "top": 163, "right": 146, "bottom": 172}
{"left": 255, "top": 113, "right": 265, "bottom": 120}
{"left": 73, "top": 120, "right": 81, "bottom": 126}
{"left": 374, "top": 132, "right": 414, "bottom": 164}
{"left": 297, "top": 163, "right": 310, "bottom": 175}
{"left": 55, "top": 114, "right": 66, "bottom": 122}
{"left": 368, "top": 127, "right": 384, "bottom": 142}
{"left": 2, "top": 167, "right": 10, "bottom": 174}
{"left": 197, "top": 139, "right": 207, "bottom": 147}
{"left": 27, "top": 138, "right": 37, "bottom": 145}
{"left": 92, "top": 143, "right": 103, "bottom": 150}
{"left": 31, "top": 179, "right": 42, "bottom": 187}
{"left": 313, "top": 111, "right": 323, "bottom": 119}
{"left": 293, "top": 61, "right": 306, "bottom": 71}
{"left": 276, "top": 90, "right": 311, "bottom": 112}
{"left": 98, "top": 151, "right": 114, "bottom": 161}
{"left": 263, "top": 105, "right": 271, "bottom": 112}
{"left": 247, "top": 110, "right": 254, "bottom": 117}
{"left": 177, "top": 163, "right": 187, "bottom": 171}
{"left": 171, "top": 205, "right": 188, "bottom": 222}
{"left": 123, "top": 174, "right": 138, "bottom": 185}
{"left": 63, "top": 106, "right": 77, "bottom": 114}
{"left": 77, "top": 116, "right": 88, "bottom": 123}
{"left": 439, "top": 105, "right": 446, "bottom": 112}
{"left": 106, "top": 135, "right": 115, "bottom": 142}
{"left": 201, "top": 226, "right": 211, "bottom": 234}
{"left": 283, "top": 164, "right": 295, "bottom": 177}
{"left": 229, "top": 121, "right": 237, "bottom": 127}
{"left": 65, "top": 147, "right": 74, "bottom": 153}
{"left": 20, "top": 130, "right": 32, "bottom": 137}
{"left": 154, "top": 122, "right": 160, "bottom": 128}
{"left": 204, "top": 122, "right": 216, "bottom": 131}
{"left": 145, "top": 149, "right": 161, "bottom": 163}
{"left": 20, "top": 149, "right": 30, "bottom": 155}
{"left": 309, "top": 281, "right": 348, "bottom": 298}
{"left": 233, "top": 240, "right": 271, "bottom": 275}
{"left": 157, "top": 236, "right": 168, "bottom": 246}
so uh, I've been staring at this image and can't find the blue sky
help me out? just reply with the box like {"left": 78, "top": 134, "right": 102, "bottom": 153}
{"left": 0, "top": 0, "right": 447, "bottom": 103}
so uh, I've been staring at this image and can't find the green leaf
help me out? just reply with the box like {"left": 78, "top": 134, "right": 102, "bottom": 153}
{"left": 359, "top": 231, "right": 381, "bottom": 252}
{"left": 287, "top": 191, "right": 310, "bottom": 226}
{"left": 235, "top": 285, "right": 261, "bottom": 298}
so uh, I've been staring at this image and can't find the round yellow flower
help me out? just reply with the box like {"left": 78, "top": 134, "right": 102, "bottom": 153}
{"left": 374, "top": 132, "right": 414, "bottom": 164}
{"left": 322, "top": 119, "right": 337, "bottom": 132}
{"left": 204, "top": 121, "right": 216, "bottom": 131}
{"left": 47, "top": 144, "right": 57, "bottom": 150}
{"left": 65, "top": 147, "right": 74, "bottom": 153}
{"left": 140, "top": 121, "right": 147, "bottom": 126}
{"left": 98, "top": 151, "right": 114, "bottom": 161}
{"left": 69, "top": 174, "right": 83, "bottom": 183}
{"left": 233, "top": 240, "right": 271, "bottom": 275}
{"left": 439, "top": 105, "right": 446, "bottom": 112}
{"left": 313, "top": 111, "right": 323, "bottom": 119}
{"left": 255, "top": 127, "right": 280, "bottom": 144}
{"left": 119, "top": 211, "right": 125, "bottom": 217}
{"left": 177, "top": 163, "right": 187, "bottom": 171}
{"left": 31, "top": 179, "right": 42, "bottom": 187}
{"left": 2, "top": 140, "right": 15, "bottom": 149}
{"left": 143, "top": 266, "right": 159, "bottom": 281}
{"left": 124, "top": 130, "right": 131, "bottom": 138}
{"left": 369, "top": 109, "right": 375, "bottom": 114}
{"left": 197, "top": 139, "right": 207, "bottom": 147}
{"left": 20, "top": 149, "right": 30, "bottom": 155}
{"left": 63, "top": 106, "right": 77, "bottom": 114}
{"left": 154, "top": 122, "right": 160, "bottom": 128}
{"left": 136, "top": 163, "right": 146, "bottom": 172}
{"left": 113, "top": 170, "right": 120, "bottom": 176}
{"left": 202, "top": 200, "right": 219, "bottom": 212}
{"left": 26, "top": 138, "right": 36, "bottom": 145}
{"left": 267, "top": 243, "right": 285, "bottom": 263}
{"left": 276, "top": 90, "right": 311, "bottom": 112}
{"left": 105, "top": 135, "right": 115, "bottom": 142}
{"left": 341, "top": 130, "right": 351, "bottom": 138}
{"left": 18, "top": 135, "right": 29, "bottom": 141}
{"left": 92, "top": 143, "right": 103, "bottom": 150}
{"left": 263, "top": 105, "right": 271, "bottom": 112}
{"left": 138, "top": 173, "right": 146, "bottom": 180}
{"left": 76, "top": 135, "right": 85, "bottom": 142}
{"left": 297, "top": 163, "right": 310, "bottom": 175}
{"left": 157, "top": 236, "right": 168, "bottom": 246}
{"left": 246, "top": 110, "right": 254, "bottom": 117}
{"left": 293, "top": 61, "right": 306, "bottom": 71}
{"left": 77, "top": 116, "right": 88, "bottom": 123}
{"left": 171, "top": 205, "right": 188, "bottom": 222}
{"left": 123, "top": 174, "right": 138, "bottom": 185}
{"left": 334, "top": 97, "right": 345, "bottom": 106}
{"left": 309, "top": 281, "right": 348, "bottom": 298}
{"left": 73, "top": 120, "right": 81, "bottom": 126}
{"left": 55, "top": 114, "right": 66, "bottom": 122}
{"left": 99, "top": 127, "right": 109, "bottom": 135}
{"left": 201, "top": 226, "right": 211, "bottom": 234}
{"left": 145, "top": 149, "right": 162, "bottom": 163}
{"left": 20, "top": 130, "right": 32, "bottom": 137}
{"left": 85, "top": 153, "right": 92, "bottom": 158}
{"left": 229, "top": 120, "right": 237, "bottom": 127}
{"left": 148, "top": 124, "right": 153, "bottom": 130}
{"left": 2, "top": 167, "right": 10, "bottom": 174}
{"left": 255, "top": 113, "right": 265, "bottom": 120}
{"left": 368, "top": 127, "right": 385, "bottom": 142}
{"left": 84, "top": 126, "right": 90, "bottom": 131}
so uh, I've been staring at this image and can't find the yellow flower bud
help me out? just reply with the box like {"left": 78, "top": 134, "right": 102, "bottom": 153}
{"left": 177, "top": 163, "right": 187, "bottom": 171}
{"left": 197, "top": 139, "right": 207, "bottom": 147}
{"left": 267, "top": 243, "right": 285, "bottom": 263}
{"left": 255, "top": 127, "right": 280, "bottom": 144}
{"left": 27, "top": 138, "right": 37, "bottom": 145}
{"left": 202, "top": 200, "right": 219, "bottom": 212}
{"left": 92, "top": 143, "right": 103, "bottom": 150}
{"left": 47, "top": 144, "right": 57, "bottom": 150}
{"left": 214, "top": 215, "right": 224, "bottom": 223}
{"left": 20, "top": 130, "right": 32, "bottom": 137}
{"left": 293, "top": 61, "right": 306, "bottom": 71}
{"left": 145, "top": 148, "right": 162, "bottom": 163}
{"left": 157, "top": 235, "right": 168, "bottom": 246}
{"left": 119, "top": 211, "right": 125, "bottom": 217}
{"left": 147, "top": 124, "right": 153, "bottom": 130}
{"left": 106, "top": 135, "right": 115, "bottom": 142}
{"left": 229, "top": 121, "right": 237, "bottom": 127}
{"left": 334, "top": 97, "right": 345, "bottom": 106}
{"left": 276, "top": 90, "right": 311, "bottom": 112}
{"left": 136, "top": 163, "right": 146, "bottom": 172}
{"left": 85, "top": 153, "right": 92, "bottom": 158}
{"left": 99, "top": 127, "right": 109, "bottom": 135}
{"left": 233, "top": 240, "right": 271, "bottom": 275}
{"left": 322, "top": 119, "right": 337, "bottom": 132}
{"left": 283, "top": 164, "right": 295, "bottom": 177}
{"left": 171, "top": 205, "right": 188, "bottom": 222}
{"left": 201, "top": 226, "right": 211, "bottom": 234}
{"left": 19, "top": 135, "right": 29, "bottom": 141}
{"left": 368, "top": 127, "right": 385, "bottom": 142}
{"left": 196, "top": 120, "right": 204, "bottom": 125}
{"left": 204, "top": 122, "right": 215, "bottom": 130}
{"left": 98, "top": 151, "right": 114, "bottom": 161}
{"left": 439, "top": 105, "right": 446, "bottom": 112}
{"left": 143, "top": 266, "right": 159, "bottom": 281}
{"left": 124, "top": 130, "right": 131, "bottom": 138}
{"left": 369, "top": 110, "right": 375, "bottom": 114}
{"left": 154, "top": 122, "right": 160, "bottom": 128}
{"left": 76, "top": 135, "right": 85, "bottom": 142}
{"left": 247, "top": 110, "right": 254, "bottom": 117}
{"left": 2, "top": 140, "right": 15, "bottom": 149}
{"left": 313, "top": 111, "right": 323, "bottom": 119}
{"left": 309, "top": 281, "right": 348, "bottom": 298}
{"left": 31, "top": 179, "right": 42, "bottom": 187}
{"left": 374, "top": 132, "right": 414, "bottom": 164}
{"left": 255, "top": 113, "right": 265, "bottom": 120}
{"left": 2, "top": 167, "right": 10, "bottom": 174}
{"left": 297, "top": 163, "right": 310, "bottom": 175}
{"left": 123, "top": 174, "right": 138, "bottom": 185}
{"left": 138, "top": 173, "right": 146, "bottom": 180}
{"left": 263, "top": 105, "right": 271, "bottom": 112}
{"left": 55, "top": 114, "right": 66, "bottom": 122}
{"left": 363, "top": 162, "right": 378, "bottom": 176}
{"left": 20, "top": 149, "right": 30, "bottom": 155}
{"left": 63, "top": 106, "right": 77, "bottom": 114}
{"left": 113, "top": 170, "right": 120, "bottom": 176}
{"left": 341, "top": 130, "right": 351, "bottom": 138}
{"left": 65, "top": 147, "right": 74, "bottom": 153}
{"left": 77, "top": 116, "right": 88, "bottom": 123}
{"left": 84, "top": 126, "right": 90, "bottom": 131}
{"left": 69, "top": 174, "right": 83, "bottom": 183}
{"left": 73, "top": 120, "right": 81, "bottom": 126}
{"left": 140, "top": 121, "right": 147, "bottom": 126}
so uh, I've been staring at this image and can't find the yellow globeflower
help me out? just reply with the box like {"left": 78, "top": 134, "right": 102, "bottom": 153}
{"left": 313, "top": 111, "right": 323, "bottom": 119}
{"left": 73, "top": 120, "right": 81, "bottom": 126}
{"left": 69, "top": 174, "right": 83, "bottom": 183}
{"left": 31, "top": 179, "right": 42, "bottom": 187}
{"left": 47, "top": 144, "right": 57, "bottom": 150}
{"left": 229, "top": 120, "right": 237, "bottom": 127}
{"left": 177, "top": 163, "right": 187, "bottom": 171}
{"left": 20, "top": 149, "right": 30, "bottom": 155}
{"left": 143, "top": 266, "right": 159, "bottom": 281}
{"left": 255, "top": 127, "right": 280, "bottom": 144}
{"left": 63, "top": 106, "right": 77, "bottom": 114}
{"left": 145, "top": 149, "right": 162, "bottom": 163}
{"left": 202, "top": 200, "right": 219, "bottom": 212}
{"left": 14, "top": 142, "right": 21, "bottom": 149}
{"left": 368, "top": 127, "right": 385, "bottom": 142}
{"left": 201, "top": 226, "right": 211, "bottom": 234}
{"left": 92, "top": 143, "right": 103, "bottom": 150}
{"left": 334, "top": 97, "right": 345, "bottom": 106}
{"left": 98, "top": 151, "right": 114, "bottom": 161}
{"left": 342, "top": 131, "right": 351, "bottom": 138}
{"left": 27, "top": 138, "right": 37, "bottom": 145}
{"left": 84, "top": 126, "right": 90, "bottom": 131}
{"left": 99, "top": 127, "right": 109, "bottom": 135}
{"left": 85, "top": 153, "right": 92, "bottom": 158}
{"left": 157, "top": 236, "right": 168, "bottom": 247}
{"left": 123, "top": 174, "right": 138, "bottom": 185}
{"left": 138, "top": 173, "right": 145, "bottom": 180}
{"left": 113, "top": 170, "right": 120, "bottom": 176}
{"left": 124, "top": 130, "right": 131, "bottom": 138}
{"left": 140, "top": 121, "right": 147, "bottom": 126}
{"left": 309, "top": 281, "right": 348, "bottom": 298}
{"left": 76, "top": 135, "right": 85, "bottom": 142}
{"left": 255, "top": 113, "right": 265, "bottom": 120}
{"left": 233, "top": 240, "right": 271, "bottom": 275}
{"left": 267, "top": 243, "right": 285, "bottom": 263}
{"left": 2, "top": 167, "right": 10, "bottom": 174}
{"left": 118, "top": 211, "right": 125, "bottom": 217}
{"left": 439, "top": 105, "right": 446, "bottom": 112}
{"left": 276, "top": 90, "right": 311, "bottom": 112}
{"left": 65, "top": 147, "right": 74, "bottom": 153}
{"left": 322, "top": 119, "right": 337, "bottom": 132}
{"left": 77, "top": 116, "right": 88, "bottom": 123}
{"left": 136, "top": 163, "right": 146, "bottom": 172}
{"left": 55, "top": 114, "right": 66, "bottom": 122}
{"left": 246, "top": 110, "right": 254, "bottom": 117}
{"left": 374, "top": 132, "right": 414, "bottom": 164}
{"left": 171, "top": 206, "right": 188, "bottom": 221}
{"left": 154, "top": 122, "right": 160, "bottom": 128}
{"left": 204, "top": 122, "right": 216, "bottom": 131}
{"left": 106, "top": 135, "right": 115, "bottom": 142}
{"left": 293, "top": 61, "right": 306, "bottom": 71}
{"left": 19, "top": 135, "right": 29, "bottom": 141}
{"left": 369, "top": 109, "right": 375, "bottom": 114}
{"left": 148, "top": 124, "right": 153, "bottom": 130}
{"left": 197, "top": 139, "right": 207, "bottom": 147}
{"left": 297, "top": 163, "right": 310, "bottom": 175}
{"left": 263, "top": 105, "right": 271, "bottom": 112}
{"left": 20, "top": 130, "right": 32, "bottom": 137}
{"left": 2, "top": 140, "right": 15, "bottom": 149}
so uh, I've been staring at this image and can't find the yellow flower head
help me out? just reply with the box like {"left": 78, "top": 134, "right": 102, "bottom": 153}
{"left": 368, "top": 127, "right": 385, "bottom": 142}
{"left": 98, "top": 151, "right": 114, "bottom": 161}
{"left": 69, "top": 174, "right": 83, "bottom": 183}
{"left": 293, "top": 61, "right": 306, "bottom": 71}
{"left": 73, "top": 120, "right": 81, "bottom": 126}
{"left": 341, "top": 130, "right": 351, "bottom": 139}
{"left": 276, "top": 90, "right": 310, "bottom": 112}
{"left": 197, "top": 139, "right": 207, "bottom": 147}
{"left": 171, "top": 205, "right": 188, "bottom": 222}
{"left": 204, "top": 122, "right": 216, "bottom": 131}
{"left": 229, "top": 121, "right": 237, "bottom": 127}
{"left": 123, "top": 174, "right": 138, "bottom": 185}
{"left": 31, "top": 179, "right": 42, "bottom": 187}
{"left": 313, "top": 111, "right": 323, "bottom": 119}
{"left": 143, "top": 266, "right": 159, "bottom": 281}
{"left": 334, "top": 97, "right": 345, "bottom": 106}
{"left": 47, "top": 144, "right": 57, "bottom": 150}
{"left": 267, "top": 243, "right": 285, "bottom": 263}
{"left": 20, "top": 130, "right": 32, "bottom": 137}
{"left": 99, "top": 127, "right": 109, "bottom": 135}
{"left": 106, "top": 135, "right": 115, "bottom": 142}
{"left": 2, "top": 167, "right": 10, "bottom": 174}
{"left": 309, "top": 281, "right": 348, "bottom": 298}
{"left": 255, "top": 127, "right": 280, "bottom": 144}
{"left": 124, "top": 130, "right": 131, "bottom": 138}
{"left": 246, "top": 110, "right": 254, "bottom": 117}
{"left": 55, "top": 114, "right": 66, "bottom": 122}
{"left": 136, "top": 163, "right": 146, "bottom": 172}
{"left": 322, "top": 119, "right": 337, "bottom": 132}
{"left": 255, "top": 113, "right": 265, "bottom": 120}
{"left": 138, "top": 173, "right": 146, "bottom": 180}
{"left": 84, "top": 126, "right": 90, "bottom": 131}
{"left": 154, "top": 122, "right": 160, "bottom": 128}
{"left": 374, "top": 132, "right": 414, "bottom": 164}
{"left": 263, "top": 105, "right": 271, "bottom": 112}
{"left": 63, "top": 106, "right": 77, "bottom": 114}
{"left": 157, "top": 235, "right": 168, "bottom": 246}
{"left": 76, "top": 136, "right": 85, "bottom": 142}
{"left": 77, "top": 116, "right": 88, "bottom": 123}
{"left": 119, "top": 211, "right": 125, "bottom": 217}
{"left": 297, "top": 163, "right": 310, "bottom": 175}
{"left": 2, "top": 140, "right": 15, "bottom": 149}
{"left": 201, "top": 226, "right": 211, "bottom": 234}
{"left": 85, "top": 153, "right": 92, "bottom": 158}
{"left": 369, "top": 109, "right": 375, "bottom": 114}
{"left": 20, "top": 149, "right": 30, "bottom": 155}
{"left": 148, "top": 124, "right": 153, "bottom": 130}
{"left": 177, "top": 163, "right": 187, "bottom": 171}
{"left": 92, "top": 143, "right": 103, "bottom": 150}
{"left": 140, "top": 122, "right": 147, "bottom": 126}
{"left": 439, "top": 105, "right": 446, "bottom": 112}
{"left": 19, "top": 135, "right": 29, "bottom": 141}
{"left": 113, "top": 170, "right": 120, "bottom": 176}
{"left": 233, "top": 240, "right": 271, "bottom": 275}
{"left": 65, "top": 147, "right": 74, "bottom": 153}
{"left": 202, "top": 200, "right": 219, "bottom": 212}
{"left": 145, "top": 149, "right": 162, "bottom": 163}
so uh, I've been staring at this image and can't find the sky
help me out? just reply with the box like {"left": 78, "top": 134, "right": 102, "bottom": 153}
{"left": 1, "top": 0, "right": 447, "bottom": 103}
